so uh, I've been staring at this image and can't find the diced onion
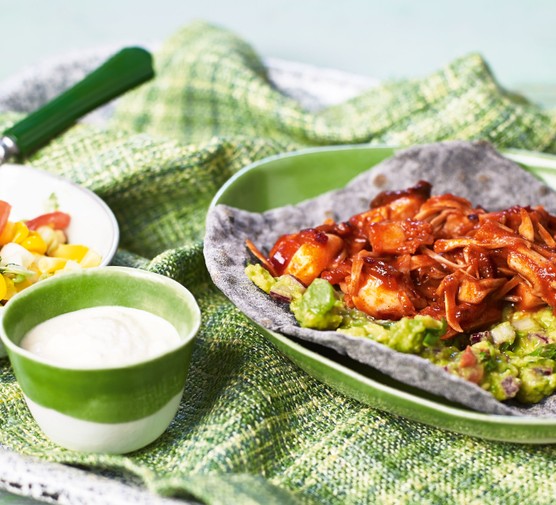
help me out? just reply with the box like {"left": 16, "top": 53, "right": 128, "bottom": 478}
{"left": 0, "top": 243, "right": 36, "bottom": 269}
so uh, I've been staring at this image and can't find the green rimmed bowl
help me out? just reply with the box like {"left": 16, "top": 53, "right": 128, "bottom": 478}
{"left": 210, "top": 144, "right": 556, "bottom": 443}
{"left": 0, "top": 266, "right": 200, "bottom": 454}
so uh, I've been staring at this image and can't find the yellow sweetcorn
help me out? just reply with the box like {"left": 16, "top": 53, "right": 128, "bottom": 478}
{"left": 0, "top": 206, "right": 104, "bottom": 302}
{"left": 36, "top": 225, "right": 57, "bottom": 250}
{"left": 58, "top": 260, "right": 82, "bottom": 273}
{"left": 51, "top": 244, "right": 88, "bottom": 262}
{"left": 35, "top": 256, "right": 67, "bottom": 275}
{"left": 0, "top": 222, "right": 15, "bottom": 246}
{"left": 20, "top": 232, "right": 47, "bottom": 255}
{"left": 80, "top": 249, "right": 102, "bottom": 268}
{"left": 3, "top": 277, "right": 17, "bottom": 301}
{"left": 0, "top": 275, "right": 7, "bottom": 300}
{"left": 54, "top": 230, "right": 67, "bottom": 245}
{"left": 12, "top": 222, "right": 29, "bottom": 244}
{"left": 14, "top": 278, "right": 34, "bottom": 293}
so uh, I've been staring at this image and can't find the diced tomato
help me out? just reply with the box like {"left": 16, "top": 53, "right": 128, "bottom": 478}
{"left": 26, "top": 211, "right": 71, "bottom": 231}
{"left": 459, "top": 346, "right": 477, "bottom": 368}
{"left": 0, "top": 201, "right": 11, "bottom": 235}
{"left": 458, "top": 346, "right": 484, "bottom": 384}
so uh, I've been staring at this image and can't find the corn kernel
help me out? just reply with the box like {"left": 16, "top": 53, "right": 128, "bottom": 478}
{"left": 80, "top": 249, "right": 102, "bottom": 268}
{"left": 15, "top": 278, "right": 34, "bottom": 293}
{"left": 0, "top": 275, "right": 6, "bottom": 300}
{"left": 28, "top": 266, "right": 40, "bottom": 284}
{"left": 12, "top": 222, "right": 29, "bottom": 244}
{"left": 36, "top": 256, "right": 67, "bottom": 275}
{"left": 3, "top": 277, "right": 16, "bottom": 301}
{"left": 37, "top": 226, "right": 57, "bottom": 248}
{"left": 54, "top": 260, "right": 82, "bottom": 274}
{"left": 51, "top": 244, "right": 88, "bottom": 262}
{"left": 20, "top": 232, "right": 47, "bottom": 255}
{"left": 0, "top": 222, "right": 15, "bottom": 246}
{"left": 55, "top": 230, "right": 67, "bottom": 245}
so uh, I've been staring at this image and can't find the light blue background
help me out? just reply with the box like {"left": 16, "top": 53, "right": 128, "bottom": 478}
{"left": 1, "top": 0, "right": 555, "bottom": 107}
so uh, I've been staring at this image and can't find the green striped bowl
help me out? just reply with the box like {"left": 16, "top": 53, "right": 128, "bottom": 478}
{"left": 211, "top": 144, "right": 556, "bottom": 443}
{"left": 0, "top": 266, "right": 200, "bottom": 454}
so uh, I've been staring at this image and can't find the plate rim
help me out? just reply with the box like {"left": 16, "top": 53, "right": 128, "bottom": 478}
{"left": 211, "top": 143, "right": 556, "bottom": 208}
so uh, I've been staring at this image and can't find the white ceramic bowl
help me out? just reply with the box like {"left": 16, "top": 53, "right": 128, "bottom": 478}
{"left": 0, "top": 163, "right": 119, "bottom": 265}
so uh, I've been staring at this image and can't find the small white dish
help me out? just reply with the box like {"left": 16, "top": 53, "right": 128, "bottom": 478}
{"left": 0, "top": 163, "right": 119, "bottom": 266}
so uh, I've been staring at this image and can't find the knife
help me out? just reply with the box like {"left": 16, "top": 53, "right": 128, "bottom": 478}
{"left": 0, "top": 46, "right": 154, "bottom": 165}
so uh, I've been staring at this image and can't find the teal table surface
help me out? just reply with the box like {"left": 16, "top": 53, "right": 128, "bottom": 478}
{"left": 1, "top": 0, "right": 555, "bottom": 108}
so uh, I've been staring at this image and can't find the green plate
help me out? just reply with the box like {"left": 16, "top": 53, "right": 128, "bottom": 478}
{"left": 211, "top": 144, "right": 556, "bottom": 444}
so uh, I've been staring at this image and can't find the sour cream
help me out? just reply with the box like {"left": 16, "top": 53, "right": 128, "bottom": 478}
{"left": 20, "top": 306, "right": 181, "bottom": 368}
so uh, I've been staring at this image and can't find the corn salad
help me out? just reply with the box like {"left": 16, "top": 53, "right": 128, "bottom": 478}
{"left": 0, "top": 201, "right": 102, "bottom": 302}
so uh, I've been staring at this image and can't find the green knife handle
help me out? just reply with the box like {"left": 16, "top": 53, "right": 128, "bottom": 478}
{"left": 3, "top": 47, "right": 154, "bottom": 156}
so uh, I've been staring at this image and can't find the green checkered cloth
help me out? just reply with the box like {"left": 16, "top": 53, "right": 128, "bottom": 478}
{"left": 1, "top": 21, "right": 556, "bottom": 505}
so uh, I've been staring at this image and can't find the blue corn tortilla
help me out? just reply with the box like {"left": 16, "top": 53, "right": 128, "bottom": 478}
{"left": 204, "top": 141, "right": 556, "bottom": 416}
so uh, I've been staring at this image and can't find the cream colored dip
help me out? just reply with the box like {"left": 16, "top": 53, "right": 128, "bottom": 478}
{"left": 20, "top": 306, "right": 181, "bottom": 368}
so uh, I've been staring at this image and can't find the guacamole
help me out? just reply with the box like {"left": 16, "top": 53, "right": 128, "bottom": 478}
{"left": 247, "top": 264, "right": 556, "bottom": 404}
